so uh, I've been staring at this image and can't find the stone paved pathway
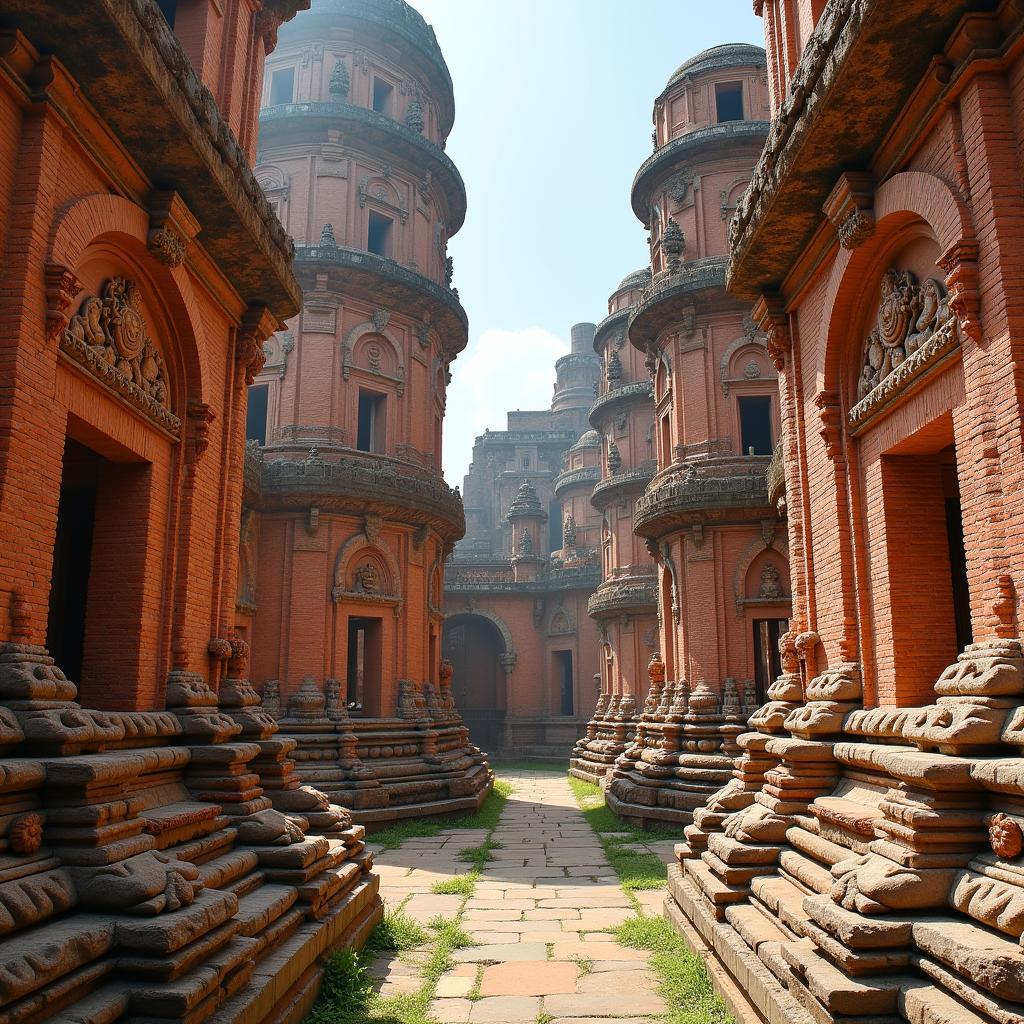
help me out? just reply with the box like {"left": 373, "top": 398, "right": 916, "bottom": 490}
{"left": 366, "top": 770, "right": 672, "bottom": 1024}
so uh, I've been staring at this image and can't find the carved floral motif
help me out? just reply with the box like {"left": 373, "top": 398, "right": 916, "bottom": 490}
{"left": 989, "top": 813, "right": 1023, "bottom": 860}
{"left": 60, "top": 278, "right": 180, "bottom": 435}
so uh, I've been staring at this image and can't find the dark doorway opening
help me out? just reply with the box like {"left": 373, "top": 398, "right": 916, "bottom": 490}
{"left": 367, "top": 211, "right": 393, "bottom": 257}
{"left": 739, "top": 395, "right": 773, "bottom": 455}
{"left": 555, "top": 649, "right": 574, "bottom": 716}
{"left": 356, "top": 390, "right": 385, "bottom": 452}
{"left": 246, "top": 384, "right": 269, "bottom": 445}
{"left": 347, "top": 616, "right": 382, "bottom": 716}
{"left": 270, "top": 67, "right": 295, "bottom": 106}
{"left": 753, "top": 617, "right": 788, "bottom": 702}
{"left": 442, "top": 616, "right": 506, "bottom": 752}
{"left": 47, "top": 440, "right": 100, "bottom": 683}
{"left": 715, "top": 82, "right": 744, "bottom": 122}
{"left": 942, "top": 451, "right": 973, "bottom": 654}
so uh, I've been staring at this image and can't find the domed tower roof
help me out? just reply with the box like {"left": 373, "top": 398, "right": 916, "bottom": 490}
{"left": 666, "top": 43, "right": 766, "bottom": 88}
{"left": 569, "top": 429, "right": 602, "bottom": 453}
{"left": 616, "top": 268, "right": 652, "bottom": 293}
{"left": 506, "top": 480, "right": 546, "bottom": 520}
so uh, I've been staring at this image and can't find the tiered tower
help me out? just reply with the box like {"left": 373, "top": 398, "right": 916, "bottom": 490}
{"left": 240, "top": 0, "right": 491, "bottom": 823}
{"left": 570, "top": 269, "right": 659, "bottom": 784}
{"left": 443, "top": 326, "right": 603, "bottom": 754}
{"left": 607, "top": 45, "right": 790, "bottom": 826}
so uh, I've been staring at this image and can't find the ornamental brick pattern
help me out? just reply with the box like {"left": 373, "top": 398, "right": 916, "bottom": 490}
{"left": 238, "top": 0, "right": 491, "bottom": 823}
{"left": 667, "top": 6, "right": 1024, "bottom": 1024}
{"left": 605, "top": 45, "right": 792, "bottom": 827}
{"left": 0, "top": 2, "right": 384, "bottom": 1022}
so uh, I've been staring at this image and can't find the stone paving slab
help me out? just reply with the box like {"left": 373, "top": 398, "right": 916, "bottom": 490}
{"left": 369, "top": 771, "right": 669, "bottom": 1024}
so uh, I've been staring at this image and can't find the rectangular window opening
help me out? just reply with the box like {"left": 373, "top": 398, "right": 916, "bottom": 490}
{"left": 555, "top": 650, "right": 574, "bottom": 716}
{"left": 739, "top": 395, "right": 773, "bottom": 456}
{"left": 246, "top": 384, "right": 269, "bottom": 445}
{"left": 367, "top": 211, "right": 393, "bottom": 257}
{"left": 372, "top": 78, "right": 394, "bottom": 115}
{"left": 753, "top": 618, "right": 789, "bottom": 702}
{"left": 270, "top": 66, "right": 295, "bottom": 105}
{"left": 347, "top": 616, "right": 382, "bottom": 716}
{"left": 715, "top": 81, "right": 744, "bottom": 123}
{"left": 548, "top": 499, "right": 562, "bottom": 552}
{"left": 357, "top": 390, "right": 386, "bottom": 453}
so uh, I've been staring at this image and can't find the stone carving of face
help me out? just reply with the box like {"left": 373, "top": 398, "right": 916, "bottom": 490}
{"left": 354, "top": 562, "right": 380, "bottom": 593}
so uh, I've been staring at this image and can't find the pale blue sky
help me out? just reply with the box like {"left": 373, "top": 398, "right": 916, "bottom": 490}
{"left": 412, "top": 1, "right": 765, "bottom": 483}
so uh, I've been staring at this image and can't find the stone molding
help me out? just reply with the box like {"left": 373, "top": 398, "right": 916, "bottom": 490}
{"left": 588, "top": 380, "right": 654, "bottom": 428}
{"left": 253, "top": 450, "right": 465, "bottom": 539}
{"left": 591, "top": 460, "right": 658, "bottom": 510}
{"left": 552, "top": 465, "right": 601, "bottom": 498}
{"left": 634, "top": 459, "right": 772, "bottom": 537}
{"left": 587, "top": 578, "right": 659, "bottom": 619}
{"left": 631, "top": 121, "right": 770, "bottom": 224}
{"left": 257, "top": 100, "right": 466, "bottom": 231}
{"left": 293, "top": 243, "right": 468, "bottom": 357}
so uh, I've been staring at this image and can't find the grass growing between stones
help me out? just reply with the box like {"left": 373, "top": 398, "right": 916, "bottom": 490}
{"left": 429, "top": 871, "right": 478, "bottom": 896}
{"left": 370, "top": 778, "right": 513, "bottom": 850}
{"left": 567, "top": 775, "right": 673, "bottom": 891}
{"left": 614, "top": 914, "right": 734, "bottom": 1024}
{"left": 457, "top": 837, "right": 502, "bottom": 869}
{"left": 363, "top": 908, "right": 429, "bottom": 956}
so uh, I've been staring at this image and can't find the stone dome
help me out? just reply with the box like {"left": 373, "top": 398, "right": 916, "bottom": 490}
{"left": 666, "top": 43, "right": 766, "bottom": 88}
{"left": 570, "top": 429, "right": 602, "bottom": 452}
{"left": 616, "top": 268, "right": 652, "bottom": 293}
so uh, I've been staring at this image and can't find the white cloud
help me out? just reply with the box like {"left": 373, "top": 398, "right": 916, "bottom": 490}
{"left": 443, "top": 326, "right": 569, "bottom": 486}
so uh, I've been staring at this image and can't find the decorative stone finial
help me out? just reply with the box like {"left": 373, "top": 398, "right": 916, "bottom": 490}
{"left": 319, "top": 223, "right": 337, "bottom": 247}
{"left": 329, "top": 60, "right": 350, "bottom": 97}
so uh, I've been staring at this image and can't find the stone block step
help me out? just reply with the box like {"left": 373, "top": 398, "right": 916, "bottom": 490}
{"left": 707, "top": 832, "right": 782, "bottom": 866}
{"left": 917, "top": 952, "right": 1024, "bottom": 1024}
{"left": 779, "top": 849, "right": 834, "bottom": 894}
{"left": 724, "top": 903, "right": 789, "bottom": 953}
{"left": 781, "top": 938, "right": 913, "bottom": 1015}
{"left": 234, "top": 885, "right": 298, "bottom": 939}
{"left": 47, "top": 984, "right": 129, "bottom": 1024}
{"left": 683, "top": 859, "right": 749, "bottom": 918}
{"left": 194, "top": 849, "right": 259, "bottom": 891}
{"left": 786, "top": 823, "right": 850, "bottom": 866}
{"left": 900, "top": 980, "right": 991, "bottom": 1024}
{"left": 913, "top": 917, "right": 1024, "bottom": 1003}
{"left": 114, "top": 890, "right": 237, "bottom": 955}
{"left": 802, "top": 893, "right": 912, "bottom": 949}
{"left": 793, "top": 914, "right": 912, "bottom": 975}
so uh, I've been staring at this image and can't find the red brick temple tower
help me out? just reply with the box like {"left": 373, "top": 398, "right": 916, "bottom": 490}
{"left": 571, "top": 269, "right": 660, "bottom": 784}
{"left": 607, "top": 45, "right": 791, "bottom": 826}
{"left": 239, "top": 0, "right": 491, "bottom": 823}
{"left": 0, "top": 1, "right": 383, "bottom": 1020}
{"left": 667, "top": 6, "right": 1024, "bottom": 1024}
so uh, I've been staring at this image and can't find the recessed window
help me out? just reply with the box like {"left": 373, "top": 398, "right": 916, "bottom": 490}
{"left": 739, "top": 395, "right": 773, "bottom": 455}
{"left": 270, "top": 67, "right": 295, "bottom": 105}
{"left": 246, "top": 384, "right": 269, "bottom": 445}
{"left": 555, "top": 651, "right": 574, "bottom": 716}
{"left": 157, "top": 0, "right": 177, "bottom": 26}
{"left": 521, "top": 453, "right": 531, "bottom": 470}
{"left": 548, "top": 499, "right": 562, "bottom": 552}
{"left": 372, "top": 78, "right": 394, "bottom": 115}
{"left": 357, "top": 390, "right": 386, "bottom": 452}
{"left": 367, "top": 211, "right": 393, "bottom": 257}
{"left": 715, "top": 81, "right": 744, "bottom": 123}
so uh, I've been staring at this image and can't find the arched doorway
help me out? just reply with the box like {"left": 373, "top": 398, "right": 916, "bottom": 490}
{"left": 442, "top": 614, "right": 507, "bottom": 753}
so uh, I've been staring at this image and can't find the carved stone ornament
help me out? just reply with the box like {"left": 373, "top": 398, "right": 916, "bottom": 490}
{"left": 989, "top": 812, "right": 1023, "bottom": 859}
{"left": 8, "top": 812, "right": 43, "bottom": 855}
{"left": 850, "top": 269, "right": 959, "bottom": 429}
{"left": 148, "top": 227, "right": 187, "bottom": 267}
{"left": 329, "top": 59, "right": 350, "bottom": 97}
{"left": 45, "top": 262, "right": 82, "bottom": 342}
{"left": 353, "top": 563, "right": 380, "bottom": 594}
{"left": 759, "top": 563, "right": 782, "bottom": 599}
{"left": 60, "top": 277, "right": 180, "bottom": 436}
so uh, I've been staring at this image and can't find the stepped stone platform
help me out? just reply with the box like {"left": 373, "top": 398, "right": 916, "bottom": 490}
{"left": 605, "top": 652, "right": 760, "bottom": 827}
{"left": 266, "top": 672, "right": 493, "bottom": 830}
{"left": 569, "top": 692, "right": 639, "bottom": 785}
{"left": 0, "top": 638, "right": 382, "bottom": 1024}
{"left": 668, "top": 634, "right": 1024, "bottom": 1024}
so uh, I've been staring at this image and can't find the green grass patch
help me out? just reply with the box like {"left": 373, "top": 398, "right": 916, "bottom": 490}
{"left": 429, "top": 871, "right": 478, "bottom": 897}
{"left": 369, "top": 778, "right": 511, "bottom": 850}
{"left": 566, "top": 776, "right": 672, "bottom": 890}
{"left": 615, "top": 913, "right": 734, "bottom": 1024}
{"left": 363, "top": 909, "right": 428, "bottom": 957}
{"left": 305, "top": 948, "right": 373, "bottom": 1024}
{"left": 457, "top": 837, "right": 502, "bottom": 870}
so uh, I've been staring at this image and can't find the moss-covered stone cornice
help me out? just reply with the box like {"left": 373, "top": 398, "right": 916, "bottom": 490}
{"left": 293, "top": 244, "right": 468, "bottom": 357}
{"left": 591, "top": 461, "right": 657, "bottom": 510}
{"left": 280, "top": 0, "right": 454, "bottom": 137}
{"left": 258, "top": 101, "right": 466, "bottom": 233}
{"left": 593, "top": 307, "right": 630, "bottom": 354}
{"left": 1, "top": 0, "right": 301, "bottom": 317}
{"left": 587, "top": 577, "right": 658, "bottom": 619}
{"left": 631, "top": 121, "right": 769, "bottom": 224}
{"left": 552, "top": 465, "right": 601, "bottom": 500}
{"left": 728, "top": 0, "right": 989, "bottom": 300}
